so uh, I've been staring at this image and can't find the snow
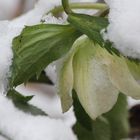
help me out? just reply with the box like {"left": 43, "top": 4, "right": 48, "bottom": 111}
{"left": 16, "top": 84, "right": 76, "bottom": 127}
{"left": 0, "top": 21, "right": 20, "bottom": 94}
{"left": 105, "top": 0, "right": 140, "bottom": 59}
{"left": 0, "top": 92, "right": 77, "bottom": 140}
{"left": 45, "top": 63, "right": 57, "bottom": 84}
{"left": 128, "top": 97, "right": 140, "bottom": 108}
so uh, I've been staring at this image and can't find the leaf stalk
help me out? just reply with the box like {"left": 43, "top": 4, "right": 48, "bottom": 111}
{"left": 49, "top": 2, "right": 108, "bottom": 15}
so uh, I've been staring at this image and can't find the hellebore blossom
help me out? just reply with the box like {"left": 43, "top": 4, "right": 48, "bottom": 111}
{"left": 57, "top": 35, "right": 140, "bottom": 120}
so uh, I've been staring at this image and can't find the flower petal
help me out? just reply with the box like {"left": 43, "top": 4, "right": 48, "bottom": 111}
{"left": 73, "top": 36, "right": 119, "bottom": 120}
{"left": 56, "top": 36, "right": 83, "bottom": 112}
{"left": 107, "top": 55, "right": 140, "bottom": 99}
{"left": 126, "top": 60, "right": 140, "bottom": 81}
{"left": 57, "top": 56, "right": 73, "bottom": 112}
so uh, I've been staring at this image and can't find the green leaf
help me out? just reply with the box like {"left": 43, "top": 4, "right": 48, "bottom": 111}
{"left": 73, "top": 91, "right": 111, "bottom": 140}
{"left": 7, "top": 89, "right": 47, "bottom": 116}
{"left": 104, "top": 93, "right": 129, "bottom": 140}
{"left": 29, "top": 71, "right": 53, "bottom": 85}
{"left": 73, "top": 90, "right": 92, "bottom": 131}
{"left": 68, "top": 13, "right": 108, "bottom": 46}
{"left": 92, "top": 117, "right": 111, "bottom": 140}
{"left": 73, "top": 122, "right": 94, "bottom": 140}
{"left": 7, "top": 89, "right": 33, "bottom": 103}
{"left": 74, "top": 118, "right": 111, "bottom": 140}
{"left": 68, "top": 13, "right": 120, "bottom": 55}
{"left": 10, "top": 24, "right": 81, "bottom": 87}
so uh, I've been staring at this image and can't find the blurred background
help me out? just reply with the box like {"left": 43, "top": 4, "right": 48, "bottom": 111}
{"left": 0, "top": 0, "right": 105, "bottom": 20}
{"left": 0, "top": 0, "right": 37, "bottom": 20}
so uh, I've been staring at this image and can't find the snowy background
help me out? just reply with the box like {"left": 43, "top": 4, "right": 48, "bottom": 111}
{"left": 0, "top": 0, "right": 140, "bottom": 139}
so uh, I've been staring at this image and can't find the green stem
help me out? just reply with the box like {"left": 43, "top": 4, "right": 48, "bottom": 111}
{"left": 95, "top": 8, "right": 109, "bottom": 17}
{"left": 49, "top": 2, "right": 108, "bottom": 15}
{"left": 62, "top": 0, "right": 72, "bottom": 14}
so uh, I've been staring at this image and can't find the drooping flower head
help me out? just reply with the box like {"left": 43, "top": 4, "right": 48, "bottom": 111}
{"left": 57, "top": 35, "right": 140, "bottom": 120}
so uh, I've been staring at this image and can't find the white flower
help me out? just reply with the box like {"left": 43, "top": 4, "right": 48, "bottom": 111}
{"left": 57, "top": 35, "right": 140, "bottom": 120}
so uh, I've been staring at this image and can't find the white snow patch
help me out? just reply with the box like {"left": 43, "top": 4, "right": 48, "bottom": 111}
{"left": 45, "top": 63, "right": 57, "bottom": 84}
{"left": 128, "top": 97, "right": 140, "bottom": 108}
{"left": 0, "top": 94, "right": 77, "bottom": 140}
{"left": 16, "top": 84, "right": 76, "bottom": 127}
{"left": 42, "top": 14, "right": 64, "bottom": 24}
{"left": 105, "top": 0, "right": 140, "bottom": 59}
{"left": 0, "top": 20, "right": 22, "bottom": 94}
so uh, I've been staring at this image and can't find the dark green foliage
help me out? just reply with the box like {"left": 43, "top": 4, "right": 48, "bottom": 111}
{"left": 10, "top": 24, "right": 81, "bottom": 87}
{"left": 29, "top": 71, "right": 53, "bottom": 85}
{"left": 104, "top": 93, "right": 129, "bottom": 140}
{"left": 7, "top": 89, "right": 47, "bottom": 116}
{"left": 68, "top": 13, "right": 120, "bottom": 55}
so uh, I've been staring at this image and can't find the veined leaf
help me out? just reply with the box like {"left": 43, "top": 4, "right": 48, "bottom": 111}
{"left": 68, "top": 13, "right": 108, "bottom": 46}
{"left": 10, "top": 24, "right": 81, "bottom": 87}
{"left": 68, "top": 13, "right": 120, "bottom": 55}
{"left": 7, "top": 89, "right": 47, "bottom": 116}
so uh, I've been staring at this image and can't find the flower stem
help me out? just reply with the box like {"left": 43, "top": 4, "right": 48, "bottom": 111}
{"left": 49, "top": 2, "right": 108, "bottom": 15}
{"left": 62, "top": 0, "right": 73, "bottom": 14}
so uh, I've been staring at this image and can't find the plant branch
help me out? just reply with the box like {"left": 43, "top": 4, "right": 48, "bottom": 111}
{"left": 95, "top": 8, "right": 109, "bottom": 17}
{"left": 62, "top": 0, "right": 73, "bottom": 14}
{"left": 49, "top": 2, "right": 108, "bottom": 15}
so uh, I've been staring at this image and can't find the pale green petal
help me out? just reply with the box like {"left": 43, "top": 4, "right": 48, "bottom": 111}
{"left": 57, "top": 35, "right": 85, "bottom": 112}
{"left": 57, "top": 56, "right": 73, "bottom": 112}
{"left": 108, "top": 55, "right": 140, "bottom": 99}
{"left": 73, "top": 36, "right": 119, "bottom": 120}
{"left": 126, "top": 60, "right": 140, "bottom": 81}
